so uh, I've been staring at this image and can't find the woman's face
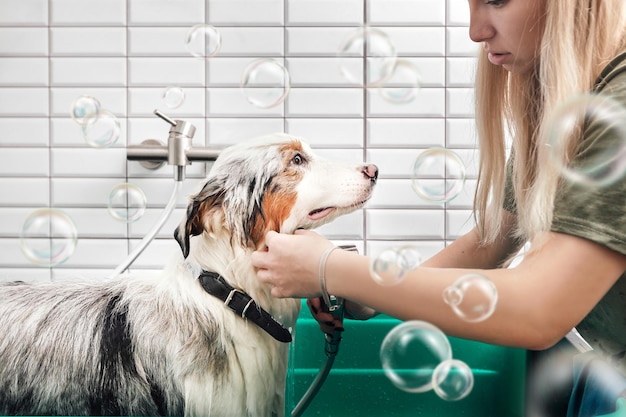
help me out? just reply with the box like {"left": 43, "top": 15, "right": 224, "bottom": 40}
{"left": 468, "top": 0, "right": 546, "bottom": 74}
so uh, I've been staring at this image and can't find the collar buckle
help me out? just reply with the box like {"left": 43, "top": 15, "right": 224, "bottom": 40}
{"left": 198, "top": 270, "right": 292, "bottom": 343}
{"left": 224, "top": 288, "right": 254, "bottom": 319}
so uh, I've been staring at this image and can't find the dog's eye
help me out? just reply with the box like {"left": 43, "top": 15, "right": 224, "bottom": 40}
{"left": 292, "top": 153, "right": 305, "bottom": 165}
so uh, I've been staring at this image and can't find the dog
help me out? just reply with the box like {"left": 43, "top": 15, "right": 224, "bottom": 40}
{"left": 0, "top": 133, "right": 378, "bottom": 417}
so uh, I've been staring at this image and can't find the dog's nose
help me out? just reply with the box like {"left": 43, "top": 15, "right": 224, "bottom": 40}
{"left": 361, "top": 164, "right": 378, "bottom": 183}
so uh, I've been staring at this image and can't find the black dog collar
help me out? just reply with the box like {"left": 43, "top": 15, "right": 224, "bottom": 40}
{"left": 198, "top": 270, "right": 292, "bottom": 343}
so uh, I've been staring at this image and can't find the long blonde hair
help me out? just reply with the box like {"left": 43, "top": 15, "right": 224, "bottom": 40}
{"left": 474, "top": 0, "right": 626, "bottom": 246}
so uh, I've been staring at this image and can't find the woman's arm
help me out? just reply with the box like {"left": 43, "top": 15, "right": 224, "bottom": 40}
{"left": 337, "top": 209, "right": 520, "bottom": 320}
{"left": 254, "top": 229, "right": 626, "bottom": 350}
{"left": 422, "top": 210, "right": 521, "bottom": 269}
{"left": 324, "top": 231, "right": 626, "bottom": 350}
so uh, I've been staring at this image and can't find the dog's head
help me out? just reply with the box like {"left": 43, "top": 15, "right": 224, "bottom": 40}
{"left": 175, "top": 133, "right": 378, "bottom": 258}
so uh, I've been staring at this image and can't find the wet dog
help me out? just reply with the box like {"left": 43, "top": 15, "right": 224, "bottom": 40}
{"left": 0, "top": 133, "right": 377, "bottom": 416}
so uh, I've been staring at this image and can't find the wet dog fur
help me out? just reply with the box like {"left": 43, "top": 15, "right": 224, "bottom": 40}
{"left": 0, "top": 133, "right": 377, "bottom": 416}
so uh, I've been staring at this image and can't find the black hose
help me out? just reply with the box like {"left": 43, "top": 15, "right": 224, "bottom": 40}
{"left": 291, "top": 317, "right": 343, "bottom": 417}
{"left": 291, "top": 245, "right": 356, "bottom": 417}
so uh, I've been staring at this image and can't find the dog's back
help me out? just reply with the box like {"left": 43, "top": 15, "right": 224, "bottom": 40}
{"left": 0, "top": 278, "right": 187, "bottom": 415}
{"left": 0, "top": 264, "right": 296, "bottom": 417}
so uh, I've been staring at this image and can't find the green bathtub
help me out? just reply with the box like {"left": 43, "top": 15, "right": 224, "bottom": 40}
{"left": 286, "top": 301, "right": 527, "bottom": 417}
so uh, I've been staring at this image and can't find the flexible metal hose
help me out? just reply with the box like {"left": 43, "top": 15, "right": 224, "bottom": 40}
{"left": 108, "top": 178, "right": 183, "bottom": 279}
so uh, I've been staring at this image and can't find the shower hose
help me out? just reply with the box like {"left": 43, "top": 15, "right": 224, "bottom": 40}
{"left": 107, "top": 180, "right": 183, "bottom": 279}
{"left": 108, "top": 177, "right": 342, "bottom": 416}
{"left": 291, "top": 298, "right": 345, "bottom": 417}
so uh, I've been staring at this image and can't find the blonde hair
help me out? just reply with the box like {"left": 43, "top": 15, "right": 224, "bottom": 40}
{"left": 474, "top": 0, "right": 626, "bottom": 246}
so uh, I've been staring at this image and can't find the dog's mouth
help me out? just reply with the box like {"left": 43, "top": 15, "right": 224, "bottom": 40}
{"left": 308, "top": 207, "right": 335, "bottom": 221}
{"left": 307, "top": 199, "right": 369, "bottom": 221}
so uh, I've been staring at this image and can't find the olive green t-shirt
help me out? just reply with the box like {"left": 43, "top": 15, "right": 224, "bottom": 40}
{"left": 504, "top": 52, "right": 626, "bottom": 370}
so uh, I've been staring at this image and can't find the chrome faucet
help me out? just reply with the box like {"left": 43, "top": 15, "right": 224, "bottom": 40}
{"left": 127, "top": 109, "right": 222, "bottom": 181}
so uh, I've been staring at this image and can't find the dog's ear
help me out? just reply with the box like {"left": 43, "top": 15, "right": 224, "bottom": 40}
{"left": 174, "top": 140, "right": 300, "bottom": 255}
{"left": 174, "top": 180, "right": 224, "bottom": 258}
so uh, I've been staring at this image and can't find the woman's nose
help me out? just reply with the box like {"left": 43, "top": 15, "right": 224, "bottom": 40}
{"left": 468, "top": 7, "right": 495, "bottom": 43}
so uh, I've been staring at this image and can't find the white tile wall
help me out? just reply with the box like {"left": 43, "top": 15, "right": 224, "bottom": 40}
{"left": 0, "top": 0, "right": 477, "bottom": 280}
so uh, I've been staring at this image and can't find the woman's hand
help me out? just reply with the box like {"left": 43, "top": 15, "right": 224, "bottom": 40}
{"left": 306, "top": 297, "right": 344, "bottom": 335}
{"left": 306, "top": 297, "right": 378, "bottom": 335}
{"left": 252, "top": 229, "right": 334, "bottom": 298}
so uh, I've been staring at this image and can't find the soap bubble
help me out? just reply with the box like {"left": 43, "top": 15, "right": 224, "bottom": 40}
{"left": 107, "top": 183, "right": 147, "bottom": 223}
{"left": 378, "top": 60, "right": 421, "bottom": 104}
{"left": 526, "top": 349, "right": 579, "bottom": 417}
{"left": 432, "top": 359, "right": 474, "bottom": 401}
{"left": 380, "top": 320, "right": 452, "bottom": 393}
{"left": 443, "top": 273, "right": 498, "bottom": 323}
{"left": 338, "top": 26, "right": 397, "bottom": 87}
{"left": 396, "top": 245, "right": 422, "bottom": 271}
{"left": 185, "top": 24, "right": 222, "bottom": 58}
{"left": 82, "top": 109, "right": 120, "bottom": 148}
{"left": 411, "top": 147, "right": 466, "bottom": 203}
{"left": 162, "top": 86, "right": 185, "bottom": 109}
{"left": 545, "top": 93, "right": 626, "bottom": 187}
{"left": 20, "top": 208, "right": 78, "bottom": 267}
{"left": 241, "top": 58, "right": 291, "bottom": 109}
{"left": 527, "top": 350, "right": 626, "bottom": 417}
{"left": 370, "top": 245, "right": 422, "bottom": 286}
{"left": 370, "top": 248, "right": 405, "bottom": 286}
{"left": 70, "top": 95, "right": 101, "bottom": 125}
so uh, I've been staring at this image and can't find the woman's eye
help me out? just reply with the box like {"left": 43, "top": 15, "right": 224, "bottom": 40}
{"left": 486, "top": 0, "right": 505, "bottom": 5}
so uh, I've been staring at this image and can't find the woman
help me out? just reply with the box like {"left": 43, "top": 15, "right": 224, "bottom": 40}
{"left": 252, "top": 0, "right": 626, "bottom": 412}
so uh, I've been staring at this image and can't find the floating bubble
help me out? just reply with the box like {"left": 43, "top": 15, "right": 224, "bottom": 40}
{"left": 241, "top": 58, "right": 291, "bottom": 109}
{"left": 162, "top": 86, "right": 185, "bottom": 109}
{"left": 545, "top": 93, "right": 626, "bottom": 187}
{"left": 432, "top": 359, "right": 474, "bottom": 401}
{"left": 107, "top": 183, "right": 147, "bottom": 223}
{"left": 526, "top": 349, "right": 579, "bottom": 417}
{"left": 370, "top": 248, "right": 405, "bottom": 286}
{"left": 411, "top": 147, "right": 466, "bottom": 203}
{"left": 397, "top": 245, "right": 422, "bottom": 271}
{"left": 20, "top": 208, "right": 78, "bottom": 267}
{"left": 378, "top": 60, "right": 421, "bottom": 104}
{"left": 82, "top": 109, "right": 120, "bottom": 148}
{"left": 528, "top": 350, "right": 626, "bottom": 417}
{"left": 70, "top": 95, "right": 101, "bottom": 125}
{"left": 338, "top": 26, "right": 397, "bottom": 87}
{"left": 380, "top": 320, "right": 452, "bottom": 393}
{"left": 369, "top": 246, "right": 421, "bottom": 286}
{"left": 443, "top": 273, "right": 498, "bottom": 323}
{"left": 185, "top": 24, "right": 222, "bottom": 58}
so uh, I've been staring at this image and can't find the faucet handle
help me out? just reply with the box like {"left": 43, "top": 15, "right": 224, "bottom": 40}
{"left": 154, "top": 109, "right": 177, "bottom": 127}
{"left": 154, "top": 109, "right": 195, "bottom": 139}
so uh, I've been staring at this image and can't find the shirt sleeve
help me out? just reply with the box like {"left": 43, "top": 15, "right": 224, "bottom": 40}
{"left": 550, "top": 69, "right": 626, "bottom": 256}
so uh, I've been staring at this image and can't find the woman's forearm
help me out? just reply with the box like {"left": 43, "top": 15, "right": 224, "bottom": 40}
{"left": 324, "top": 249, "right": 537, "bottom": 348}
{"left": 323, "top": 232, "right": 623, "bottom": 351}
